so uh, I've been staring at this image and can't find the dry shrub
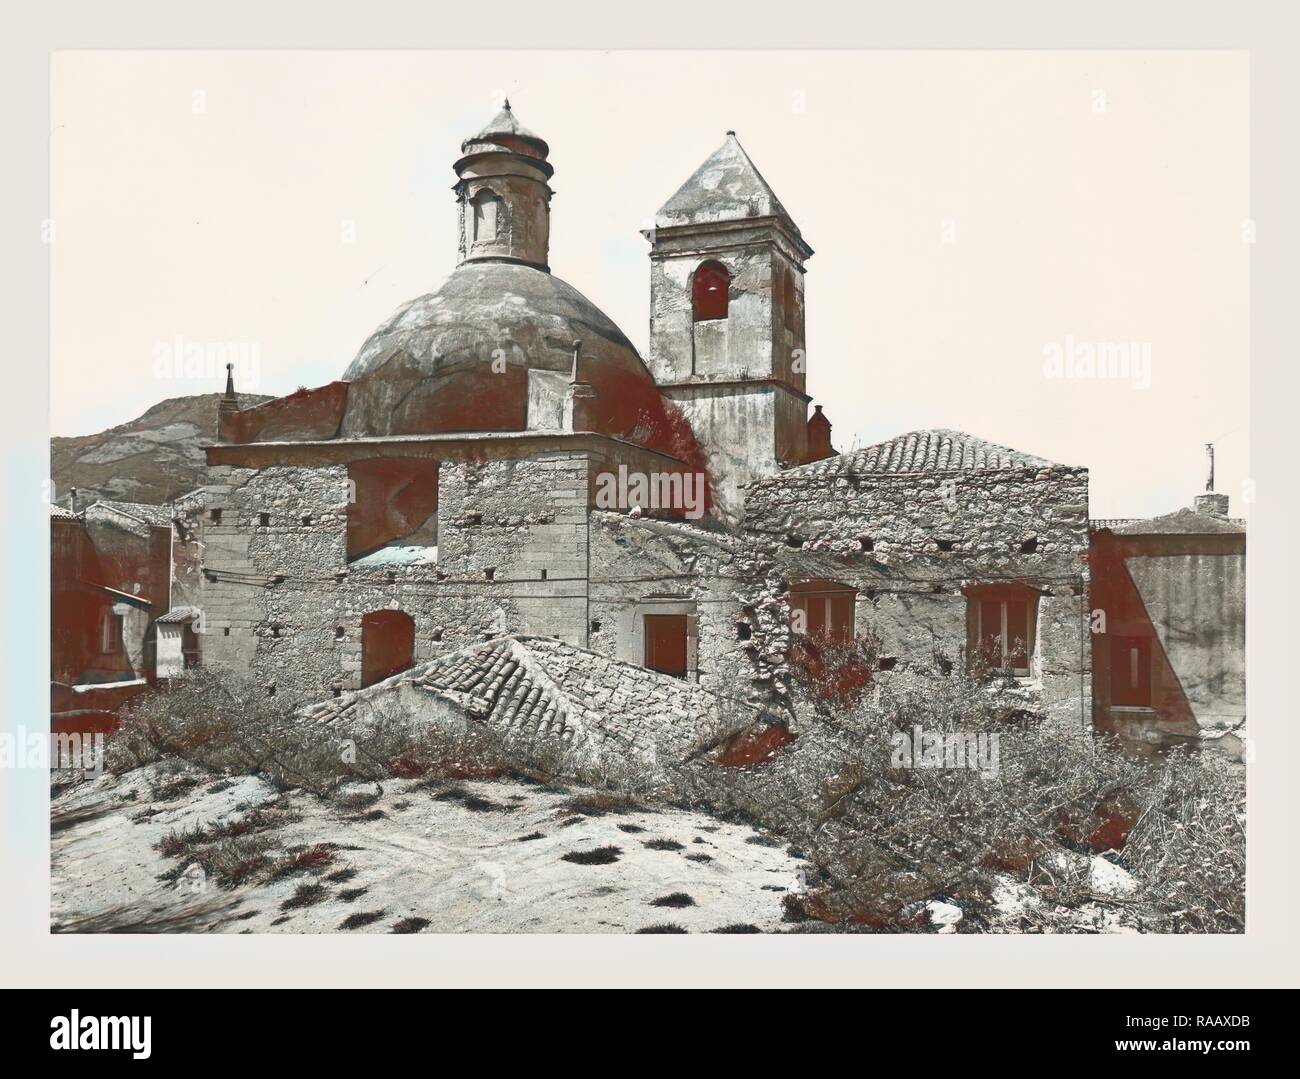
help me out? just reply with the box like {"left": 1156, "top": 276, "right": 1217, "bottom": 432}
{"left": 108, "top": 668, "right": 537, "bottom": 797}
{"left": 787, "top": 633, "right": 880, "bottom": 709}
{"left": 713, "top": 722, "right": 793, "bottom": 767}
{"left": 671, "top": 665, "right": 1245, "bottom": 933}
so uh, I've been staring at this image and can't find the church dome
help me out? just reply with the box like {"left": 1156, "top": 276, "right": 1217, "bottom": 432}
{"left": 339, "top": 261, "right": 675, "bottom": 446}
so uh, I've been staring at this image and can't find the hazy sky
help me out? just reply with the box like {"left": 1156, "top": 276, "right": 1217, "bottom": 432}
{"left": 50, "top": 50, "right": 1248, "bottom": 519}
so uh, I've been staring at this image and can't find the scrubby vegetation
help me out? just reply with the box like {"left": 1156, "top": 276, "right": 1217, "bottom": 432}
{"left": 671, "top": 664, "right": 1245, "bottom": 933}
{"left": 105, "top": 661, "right": 1245, "bottom": 934}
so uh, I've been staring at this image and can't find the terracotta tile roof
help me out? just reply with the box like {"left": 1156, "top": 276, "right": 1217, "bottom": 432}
{"left": 775, "top": 428, "right": 1069, "bottom": 479}
{"left": 88, "top": 500, "right": 174, "bottom": 528}
{"left": 156, "top": 606, "right": 202, "bottom": 624}
{"left": 306, "top": 635, "right": 763, "bottom": 759}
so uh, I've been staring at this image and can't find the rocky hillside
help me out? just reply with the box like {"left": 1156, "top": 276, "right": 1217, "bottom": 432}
{"left": 51, "top": 393, "right": 270, "bottom": 507}
{"left": 50, "top": 765, "right": 809, "bottom": 934}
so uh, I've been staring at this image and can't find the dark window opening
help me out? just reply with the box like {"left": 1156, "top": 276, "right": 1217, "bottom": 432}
{"left": 258, "top": 512, "right": 270, "bottom": 527}
{"left": 859, "top": 536, "right": 874, "bottom": 552}
{"left": 209, "top": 508, "right": 222, "bottom": 523}
{"left": 181, "top": 624, "right": 201, "bottom": 670}
{"left": 270, "top": 625, "right": 282, "bottom": 639}
{"left": 222, "top": 627, "right": 230, "bottom": 636}
{"left": 782, "top": 267, "right": 800, "bottom": 337}
{"left": 644, "top": 613, "right": 689, "bottom": 678}
{"left": 785, "top": 533, "right": 805, "bottom": 549}
{"left": 333, "top": 687, "right": 343, "bottom": 699}
{"left": 540, "top": 569, "right": 548, "bottom": 581}
{"left": 736, "top": 621, "right": 752, "bottom": 641}
{"left": 361, "top": 609, "right": 416, "bottom": 688}
{"left": 692, "top": 260, "right": 731, "bottom": 322}
{"left": 302, "top": 514, "right": 313, "bottom": 526}
{"left": 99, "top": 610, "right": 122, "bottom": 654}
{"left": 936, "top": 538, "right": 958, "bottom": 552}
{"left": 267, "top": 684, "right": 276, "bottom": 697}
{"left": 484, "top": 567, "right": 496, "bottom": 581}
{"left": 334, "top": 626, "right": 345, "bottom": 641}
{"left": 878, "top": 656, "right": 898, "bottom": 671}
{"left": 1110, "top": 636, "right": 1152, "bottom": 707}
{"left": 590, "top": 620, "right": 602, "bottom": 633}
{"left": 1020, "top": 536, "right": 1039, "bottom": 554}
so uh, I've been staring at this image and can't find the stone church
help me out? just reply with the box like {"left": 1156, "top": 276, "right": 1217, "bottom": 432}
{"left": 161, "top": 103, "right": 1100, "bottom": 741}
{"left": 147, "top": 102, "right": 1100, "bottom": 737}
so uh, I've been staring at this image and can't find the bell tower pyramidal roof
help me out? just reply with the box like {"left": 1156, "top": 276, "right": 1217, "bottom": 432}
{"left": 653, "top": 132, "right": 806, "bottom": 244}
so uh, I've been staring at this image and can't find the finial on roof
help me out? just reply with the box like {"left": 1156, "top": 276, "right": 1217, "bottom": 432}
{"left": 504, "top": 97, "right": 511, "bottom": 111}
{"left": 726, "top": 129, "right": 736, "bottom": 136}
{"left": 223, "top": 361, "right": 236, "bottom": 400}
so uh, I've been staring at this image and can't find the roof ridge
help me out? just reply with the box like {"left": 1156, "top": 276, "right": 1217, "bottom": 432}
{"left": 771, "top": 427, "right": 1071, "bottom": 480}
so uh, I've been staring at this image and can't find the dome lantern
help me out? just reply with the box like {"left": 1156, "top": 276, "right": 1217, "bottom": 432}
{"left": 453, "top": 102, "right": 553, "bottom": 272}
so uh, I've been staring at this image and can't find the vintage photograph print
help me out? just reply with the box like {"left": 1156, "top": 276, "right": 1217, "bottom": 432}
{"left": 48, "top": 50, "right": 1246, "bottom": 935}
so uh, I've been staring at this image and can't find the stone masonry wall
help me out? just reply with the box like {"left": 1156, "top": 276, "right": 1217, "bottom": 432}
{"left": 192, "top": 450, "right": 602, "bottom": 707}
{"left": 744, "top": 464, "right": 1093, "bottom": 730}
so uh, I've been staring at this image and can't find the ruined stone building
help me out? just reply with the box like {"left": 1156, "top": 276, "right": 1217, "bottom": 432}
{"left": 49, "top": 496, "right": 186, "bottom": 732}
{"left": 1090, "top": 489, "right": 1246, "bottom": 752}
{"left": 49, "top": 103, "right": 1244, "bottom": 757}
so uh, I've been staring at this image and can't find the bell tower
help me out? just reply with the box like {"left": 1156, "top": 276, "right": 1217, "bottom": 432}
{"left": 453, "top": 101, "right": 553, "bottom": 271}
{"left": 644, "top": 132, "right": 815, "bottom": 520}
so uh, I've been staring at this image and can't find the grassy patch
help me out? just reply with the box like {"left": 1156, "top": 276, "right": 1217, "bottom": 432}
{"left": 636, "top": 923, "right": 687, "bottom": 934}
{"left": 339, "top": 910, "right": 387, "bottom": 930}
{"left": 558, "top": 792, "right": 643, "bottom": 818}
{"left": 561, "top": 846, "right": 622, "bottom": 866}
{"left": 650, "top": 892, "right": 695, "bottom": 908}
{"left": 391, "top": 917, "right": 431, "bottom": 934}
{"left": 643, "top": 838, "right": 684, "bottom": 852}
{"left": 280, "top": 883, "right": 328, "bottom": 911}
{"left": 268, "top": 844, "right": 337, "bottom": 880}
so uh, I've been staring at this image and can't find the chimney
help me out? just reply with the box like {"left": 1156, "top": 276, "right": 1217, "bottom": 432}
{"left": 68, "top": 487, "right": 78, "bottom": 513}
{"left": 804, "top": 404, "right": 835, "bottom": 463}
{"left": 564, "top": 340, "right": 596, "bottom": 431}
{"left": 1195, "top": 492, "right": 1229, "bottom": 518}
{"left": 1194, "top": 442, "right": 1228, "bottom": 517}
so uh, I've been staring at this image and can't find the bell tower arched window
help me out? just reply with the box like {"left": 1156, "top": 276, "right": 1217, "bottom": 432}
{"left": 692, "top": 260, "right": 730, "bottom": 322}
